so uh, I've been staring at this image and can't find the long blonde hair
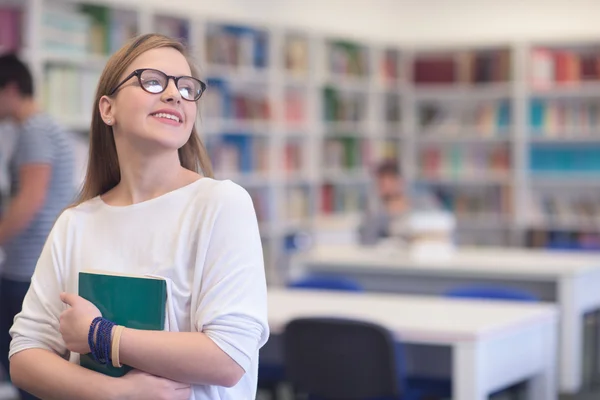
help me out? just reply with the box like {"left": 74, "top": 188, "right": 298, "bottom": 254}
{"left": 74, "top": 33, "right": 213, "bottom": 205}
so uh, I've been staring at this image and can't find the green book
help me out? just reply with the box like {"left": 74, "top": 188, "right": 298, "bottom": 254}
{"left": 78, "top": 271, "right": 167, "bottom": 377}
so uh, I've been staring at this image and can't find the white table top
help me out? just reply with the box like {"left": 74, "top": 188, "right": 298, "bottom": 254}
{"left": 296, "top": 244, "right": 600, "bottom": 280}
{"left": 268, "top": 288, "right": 557, "bottom": 345}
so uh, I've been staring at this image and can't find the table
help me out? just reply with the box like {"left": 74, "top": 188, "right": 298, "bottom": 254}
{"left": 268, "top": 288, "right": 558, "bottom": 400}
{"left": 290, "top": 244, "right": 600, "bottom": 394}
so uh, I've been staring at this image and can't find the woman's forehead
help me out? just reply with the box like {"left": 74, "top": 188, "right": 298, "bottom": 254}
{"left": 127, "top": 47, "right": 192, "bottom": 76}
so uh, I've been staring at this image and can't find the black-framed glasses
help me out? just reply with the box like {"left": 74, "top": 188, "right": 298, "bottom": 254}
{"left": 108, "top": 68, "right": 206, "bottom": 102}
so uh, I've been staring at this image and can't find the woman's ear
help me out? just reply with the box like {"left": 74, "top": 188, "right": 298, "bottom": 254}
{"left": 98, "top": 95, "right": 115, "bottom": 126}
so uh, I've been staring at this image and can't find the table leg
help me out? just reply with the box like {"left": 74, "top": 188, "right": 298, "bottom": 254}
{"left": 454, "top": 342, "right": 487, "bottom": 400}
{"left": 527, "top": 322, "right": 557, "bottom": 400}
{"left": 559, "top": 278, "right": 583, "bottom": 394}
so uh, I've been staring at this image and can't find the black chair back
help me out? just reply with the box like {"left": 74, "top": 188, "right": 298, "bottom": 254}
{"left": 283, "top": 317, "right": 402, "bottom": 400}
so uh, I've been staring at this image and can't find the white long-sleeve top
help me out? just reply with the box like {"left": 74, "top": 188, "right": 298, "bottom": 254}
{"left": 9, "top": 178, "right": 270, "bottom": 400}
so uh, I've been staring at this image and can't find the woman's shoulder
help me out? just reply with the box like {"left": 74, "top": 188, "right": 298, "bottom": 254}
{"left": 190, "top": 177, "right": 252, "bottom": 205}
{"left": 52, "top": 197, "right": 103, "bottom": 229}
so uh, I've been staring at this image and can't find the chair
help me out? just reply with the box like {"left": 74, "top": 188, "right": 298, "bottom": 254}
{"left": 288, "top": 274, "right": 365, "bottom": 292}
{"left": 283, "top": 317, "right": 449, "bottom": 400}
{"left": 258, "top": 275, "right": 363, "bottom": 399}
{"left": 445, "top": 285, "right": 539, "bottom": 302}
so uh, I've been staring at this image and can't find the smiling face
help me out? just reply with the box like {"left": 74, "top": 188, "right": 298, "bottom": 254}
{"left": 99, "top": 47, "right": 197, "bottom": 153}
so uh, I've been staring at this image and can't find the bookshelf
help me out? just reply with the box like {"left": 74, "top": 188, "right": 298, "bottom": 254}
{"left": 4, "top": 0, "right": 600, "bottom": 285}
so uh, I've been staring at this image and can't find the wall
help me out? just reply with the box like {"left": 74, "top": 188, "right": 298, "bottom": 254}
{"left": 112, "top": 0, "right": 600, "bottom": 45}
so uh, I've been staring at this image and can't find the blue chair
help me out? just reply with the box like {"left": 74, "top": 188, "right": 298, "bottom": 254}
{"left": 445, "top": 285, "right": 539, "bottom": 302}
{"left": 288, "top": 274, "right": 365, "bottom": 292}
{"left": 258, "top": 275, "right": 363, "bottom": 399}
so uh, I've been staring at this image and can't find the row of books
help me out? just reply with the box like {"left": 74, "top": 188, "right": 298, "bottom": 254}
{"left": 204, "top": 79, "right": 271, "bottom": 121}
{"left": 323, "top": 137, "right": 369, "bottom": 171}
{"left": 529, "top": 146, "right": 600, "bottom": 174}
{"left": 418, "top": 101, "right": 511, "bottom": 137}
{"left": 527, "top": 229, "right": 600, "bottom": 251}
{"left": 434, "top": 186, "right": 512, "bottom": 220}
{"left": 285, "top": 36, "right": 309, "bottom": 77}
{"left": 528, "top": 192, "right": 600, "bottom": 227}
{"left": 531, "top": 48, "right": 600, "bottom": 89}
{"left": 285, "top": 89, "right": 306, "bottom": 125}
{"left": 42, "top": 4, "right": 137, "bottom": 57}
{"left": 153, "top": 15, "right": 190, "bottom": 45}
{"left": 384, "top": 93, "right": 402, "bottom": 123}
{"left": 283, "top": 186, "right": 312, "bottom": 220}
{"left": 320, "top": 183, "right": 366, "bottom": 215}
{"left": 530, "top": 99, "right": 600, "bottom": 137}
{"left": 205, "top": 24, "right": 269, "bottom": 69}
{"left": 43, "top": 65, "right": 101, "bottom": 125}
{"left": 381, "top": 49, "right": 402, "bottom": 83}
{"left": 413, "top": 49, "right": 511, "bottom": 84}
{"left": 283, "top": 141, "right": 304, "bottom": 173}
{"left": 327, "top": 40, "right": 369, "bottom": 78}
{"left": 206, "top": 134, "right": 269, "bottom": 175}
{"left": 419, "top": 145, "right": 511, "bottom": 178}
{"left": 323, "top": 86, "right": 366, "bottom": 123}
{"left": 0, "top": 7, "right": 21, "bottom": 53}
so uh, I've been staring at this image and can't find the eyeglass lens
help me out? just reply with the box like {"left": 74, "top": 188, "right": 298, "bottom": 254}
{"left": 140, "top": 69, "right": 202, "bottom": 101}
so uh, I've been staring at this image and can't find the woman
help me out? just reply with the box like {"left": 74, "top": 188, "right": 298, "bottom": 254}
{"left": 8, "top": 33, "right": 269, "bottom": 400}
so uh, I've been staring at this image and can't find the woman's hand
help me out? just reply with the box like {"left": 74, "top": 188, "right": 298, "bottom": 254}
{"left": 117, "top": 370, "right": 192, "bottom": 400}
{"left": 59, "top": 292, "right": 102, "bottom": 354}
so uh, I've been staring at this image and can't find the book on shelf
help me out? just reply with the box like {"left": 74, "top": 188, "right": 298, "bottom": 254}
{"left": 323, "top": 137, "right": 370, "bottom": 172}
{"left": 207, "top": 134, "right": 269, "bottom": 175}
{"left": 154, "top": 15, "right": 189, "bottom": 45}
{"left": 78, "top": 270, "right": 167, "bottom": 377}
{"left": 0, "top": 7, "right": 22, "bottom": 53}
{"left": 285, "top": 186, "right": 311, "bottom": 220}
{"left": 327, "top": 40, "right": 369, "bottom": 78}
{"left": 323, "top": 86, "right": 365, "bottom": 123}
{"left": 320, "top": 183, "right": 366, "bottom": 215}
{"left": 285, "top": 35, "right": 309, "bottom": 77}
{"left": 205, "top": 24, "right": 269, "bottom": 69}
{"left": 381, "top": 48, "right": 402, "bottom": 83}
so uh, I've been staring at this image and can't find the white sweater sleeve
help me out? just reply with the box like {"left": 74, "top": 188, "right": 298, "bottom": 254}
{"left": 9, "top": 211, "right": 70, "bottom": 360}
{"left": 194, "top": 182, "right": 270, "bottom": 373}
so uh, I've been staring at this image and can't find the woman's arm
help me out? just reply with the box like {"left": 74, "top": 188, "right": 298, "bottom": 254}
{"left": 118, "top": 329, "right": 243, "bottom": 387}
{"left": 10, "top": 349, "right": 123, "bottom": 400}
{"left": 12, "top": 349, "right": 191, "bottom": 400}
{"left": 59, "top": 291, "right": 241, "bottom": 387}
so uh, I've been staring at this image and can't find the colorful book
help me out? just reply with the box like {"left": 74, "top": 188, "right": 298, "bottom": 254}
{"left": 78, "top": 271, "right": 167, "bottom": 377}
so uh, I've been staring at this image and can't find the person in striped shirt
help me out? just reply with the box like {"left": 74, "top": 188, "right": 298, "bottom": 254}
{"left": 0, "top": 53, "right": 75, "bottom": 400}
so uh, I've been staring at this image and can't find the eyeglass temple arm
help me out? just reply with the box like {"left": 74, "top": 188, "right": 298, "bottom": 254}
{"left": 108, "top": 71, "right": 138, "bottom": 96}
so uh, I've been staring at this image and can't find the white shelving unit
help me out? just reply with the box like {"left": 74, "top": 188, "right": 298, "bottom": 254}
{"left": 3, "top": 0, "right": 600, "bottom": 286}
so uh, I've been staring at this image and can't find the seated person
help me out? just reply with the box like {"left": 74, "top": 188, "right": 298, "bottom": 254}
{"left": 358, "top": 160, "right": 443, "bottom": 245}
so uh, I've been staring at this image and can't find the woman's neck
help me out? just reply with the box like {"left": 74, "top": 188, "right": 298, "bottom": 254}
{"left": 103, "top": 150, "right": 201, "bottom": 206}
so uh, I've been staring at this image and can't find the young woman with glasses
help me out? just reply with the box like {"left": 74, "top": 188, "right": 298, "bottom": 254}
{"left": 7, "top": 33, "right": 269, "bottom": 400}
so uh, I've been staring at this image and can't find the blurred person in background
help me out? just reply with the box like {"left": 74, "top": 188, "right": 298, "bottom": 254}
{"left": 358, "top": 159, "right": 443, "bottom": 245}
{"left": 0, "top": 53, "right": 74, "bottom": 399}
{"left": 0, "top": 122, "right": 17, "bottom": 216}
